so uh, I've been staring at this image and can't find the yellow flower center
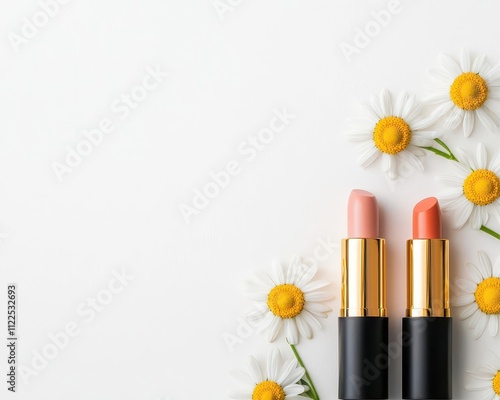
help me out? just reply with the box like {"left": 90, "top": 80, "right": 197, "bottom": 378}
{"left": 474, "top": 277, "right": 500, "bottom": 314}
{"left": 463, "top": 169, "right": 500, "bottom": 206}
{"left": 493, "top": 371, "right": 500, "bottom": 396}
{"left": 252, "top": 381, "right": 286, "bottom": 400}
{"left": 450, "top": 72, "right": 488, "bottom": 110}
{"left": 267, "top": 284, "right": 305, "bottom": 319}
{"left": 373, "top": 116, "right": 412, "bottom": 155}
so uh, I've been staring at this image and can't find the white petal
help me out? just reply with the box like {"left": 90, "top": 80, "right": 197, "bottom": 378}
{"left": 478, "top": 251, "right": 493, "bottom": 278}
{"left": 460, "top": 303, "right": 479, "bottom": 319}
{"left": 468, "top": 369, "right": 495, "bottom": 380}
{"left": 456, "top": 278, "right": 478, "bottom": 294}
{"left": 463, "top": 111, "right": 475, "bottom": 137}
{"left": 489, "top": 152, "right": 500, "bottom": 175}
{"left": 472, "top": 54, "right": 487, "bottom": 75}
{"left": 300, "top": 309, "right": 323, "bottom": 330}
{"left": 443, "top": 107, "right": 465, "bottom": 132}
{"left": 358, "top": 103, "right": 380, "bottom": 123}
{"left": 460, "top": 48, "right": 471, "bottom": 72}
{"left": 284, "top": 384, "right": 306, "bottom": 396}
{"left": 304, "top": 290, "right": 333, "bottom": 302}
{"left": 295, "top": 263, "right": 318, "bottom": 288}
{"left": 304, "top": 301, "right": 332, "bottom": 316}
{"left": 476, "top": 107, "right": 498, "bottom": 132}
{"left": 484, "top": 64, "right": 500, "bottom": 82}
{"left": 453, "top": 294, "right": 475, "bottom": 306}
{"left": 257, "top": 312, "right": 276, "bottom": 333}
{"left": 380, "top": 153, "right": 392, "bottom": 173}
{"left": 476, "top": 143, "right": 488, "bottom": 170}
{"left": 380, "top": 89, "right": 392, "bottom": 116}
{"left": 437, "top": 175, "right": 464, "bottom": 187}
{"left": 369, "top": 95, "right": 384, "bottom": 119}
{"left": 357, "top": 144, "right": 381, "bottom": 168}
{"left": 393, "top": 91, "right": 408, "bottom": 117}
{"left": 468, "top": 308, "right": 482, "bottom": 328}
{"left": 455, "top": 147, "right": 477, "bottom": 169}
{"left": 295, "top": 314, "right": 313, "bottom": 339}
{"left": 348, "top": 117, "right": 375, "bottom": 130}
{"left": 281, "top": 367, "right": 305, "bottom": 387}
{"left": 406, "top": 145, "right": 426, "bottom": 157}
{"left": 272, "top": 260, "right": 286, "bottom": 284}
{"left": 401, "top": 94, "right": 417, "bottom": 121}
{"left": 439, "top": 53, "right": 462, "bottom": 76}
{"left": 466, "top": 262, "right": 483, "bottom": 284}
{"left": 247, "top": 356, "right": 263, "bottom": 383}
{"left": 411, "top": 133, "right": 435, "bottom": 147}
{"left": 398, "top": 151, "right": 424, "bottom": 172}
{"left": 230, "top": 370, "right": 256, "bottom": 385}
{"left": 387, "top": 155, "right": 398, "bottom": 180}
{"left": 287, "top": 256, "right": 301, "bottom": 284}
{"left": 427, "top": 101, "right": 454, "bottom": 123}
{"left": 247, "top": 305, "right": 268, "bottom": 321}
{"left": 474, "top": 314, "right": 488, "bottom": 339}
{"left": 470, "top": 206, "right": 483, "bottom": 230}
{"left": 228, "top": 389, "right": 253, "bottom": 399}
{"left": 454, "top": 201, "right": 474, "bottom": 229}
{"left": 424, "top": 92, "right": 450, "bottom": 105}
{"left": 493, "top": 258, "right": 500, "bottom": 277}
{"left": 347, "top": 131, "right": 373, "bottom": 142}
{"left": 266, "top": 348, "right": 281, "bottom": 381}
{"left": 285, "top": 318, "right": 299, "bottom": 344}
{"left": 301, "top": 279, "right": 331, "bottom": 293}
{"left": 276, "top": 358, "right": 298, "bottom": 386}
{"left": 266, "top": 315, "right": 283, "bottom": 342}
{"left": 427, "top": 67, "right": 454, "bottom": 82}
{"left": 488, "top": 315, "right": 499, "bottom": 337}
{"left": 466, "top": 383, "right": 495, "bottom": 391}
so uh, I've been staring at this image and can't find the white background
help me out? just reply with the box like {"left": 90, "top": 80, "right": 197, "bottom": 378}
{"left": 0, "top": 0, "right": 499, "bottom": 399}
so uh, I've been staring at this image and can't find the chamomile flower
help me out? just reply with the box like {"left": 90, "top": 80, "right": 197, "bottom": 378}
{"left": 453, "top": 251, "right": 500, "bottom": 339}
{"left": 245, "top": 256, "right": 332, "bottom": 345}
{"left": 229, "top": 348, "right": 308, "bottom": 400}
{"left": 438, "top": 143, "right": 500, "bottom": 230}
{"left": 465, "top": 355, "right": 500, "bottom": 400}
{"left": 426, "top": 49, "right": 500, "bottom": 137}
{"left": 347, "top": 89, "right": 437, "bottom": 180}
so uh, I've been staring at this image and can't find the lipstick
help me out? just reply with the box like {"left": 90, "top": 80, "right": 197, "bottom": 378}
{"left": 403, "top": 197, "right": 451, "bottom": 399}
{"left": 339, "top": 189, "right": 388, "bottom": 400}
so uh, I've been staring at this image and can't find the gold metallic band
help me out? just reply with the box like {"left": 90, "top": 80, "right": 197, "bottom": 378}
{"left": 340, "top": 238, "right": 387, "bottom": 317}
{"left": 406, "top": 239, "right": 450, "bottom": 317}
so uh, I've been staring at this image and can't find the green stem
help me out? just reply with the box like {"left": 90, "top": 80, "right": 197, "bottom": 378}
{"left": 421, "top": 138, "right": 459, "bottom": 162}
{"left": 434, "top": 138, "right": 457, "bottom": 159}
{"left": 480, "top": 225, "right": 500, "bottom": 240}
{"left": 288, "top": 342, "right": 320, "bottom": 400}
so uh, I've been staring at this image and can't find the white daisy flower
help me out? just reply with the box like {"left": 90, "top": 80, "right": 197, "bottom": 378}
{"left": 229, "top": 348, "right": 308, "bottom": 400}
{"left": 438, "top": 142, "right": 500, "bottom": 230}
{"left": 465, "top": 355, "right": 500, "bottom": 400}
{"left": 453, "top": 251, "right": 500, "bottom": 339}
{"left": 426, "top": 48, "right": 500, "bottom": 137}
{"left": 245, "top": 256, "right": 332, "bottom": 345}
{"left": 347, "top": 89, "right": 437, "bottom": 180}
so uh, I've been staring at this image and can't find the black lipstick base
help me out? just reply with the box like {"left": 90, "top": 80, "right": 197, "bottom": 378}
{"left": 402, "top": 317, "right": 452, "bottom": 399}
{"left": 338, "top": 317, "right": 389, "bottom": 399}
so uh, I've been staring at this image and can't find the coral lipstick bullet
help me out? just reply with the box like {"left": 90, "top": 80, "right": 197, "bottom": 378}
{"left": 339, "top": 190, "right": 388, "bottom": 399}
{"left": 403, "top": 197, "right": 452, "bottom": 399}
